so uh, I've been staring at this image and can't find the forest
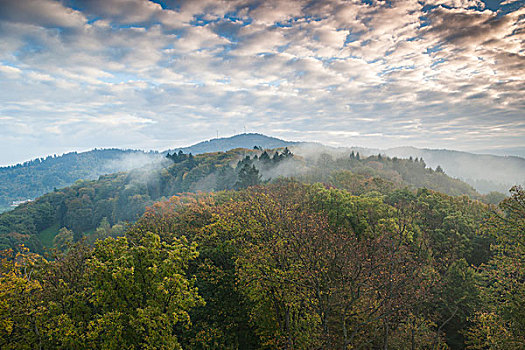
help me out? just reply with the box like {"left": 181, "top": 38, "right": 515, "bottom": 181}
{"left": 1, "top": 181, "right": 523, "bottom": 349}
{"left": 1, "top": 133, "right": 520, "bottom": 215}
{"left": 0, "top": 149, "right": 160, "bottom": 212}
{"left": 0, "top": 134, "right": 296, "bottom": 213}
{"left": 1, "top": 0, "right": 523, "bottom": 348}
{"left": 0, "top": 147, "right": 505, "bottom": 253}
{"left": 0, "top": 147, "right": 521, "bottom": 349}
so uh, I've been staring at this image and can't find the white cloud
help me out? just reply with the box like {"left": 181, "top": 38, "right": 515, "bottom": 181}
{"left": 0, "top": 64, "right": 21, "bottom": 77}
{"left": 423, "top": 0, "right": 485, "bottom": 8}
{"left": 249, "top": 0, "right": 305, "bottom": 25}
{"left": 0, "top": 0, "right": 86, "bottom": 28}
{"left": 0, "top": 0, "right": 523, "bottom": 164}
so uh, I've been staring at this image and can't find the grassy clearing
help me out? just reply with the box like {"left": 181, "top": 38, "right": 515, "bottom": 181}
{"left": 38, "top": 223, "right": 60, "bottom": 248}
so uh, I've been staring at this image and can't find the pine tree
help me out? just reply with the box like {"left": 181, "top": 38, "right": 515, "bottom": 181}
{"left": 282, "top": 147, "right": 293, "bottom": 159}
{"left": 235, "top": 164, "right": 261, "bottom": 189}
{"left": 259, "top": 151, "right": 270, "bottom": 163}
{"left": 272, "top": 152, "right": 282, "bottom": 163}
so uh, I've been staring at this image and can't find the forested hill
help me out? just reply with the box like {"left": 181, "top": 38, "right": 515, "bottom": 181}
{"left": 384, "top": 147, "right": 525, "bottom": 194}
{"left": 0, "top": 149, "right": 161, "bottom": 211}
{"left": 3, "top": 182, "right": 524, "bottom": 349}
{"left": 1, "top": 134, "right": 523, "bottom": 209}
{"left": 165, "top": 133, "right": 301, "bottom": 155}
{"left": 0, "top": 146, "right": 497, "bottom": 254}
{"left": 0, "top": 134, "right": 297, "bottom": 211}
{"left": 3, "top": 147, "right": 523, "bottom": 349}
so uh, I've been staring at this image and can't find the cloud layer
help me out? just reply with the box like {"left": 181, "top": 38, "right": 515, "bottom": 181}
{"left": 0, "top": 0, "right": 523, "bottom": 165}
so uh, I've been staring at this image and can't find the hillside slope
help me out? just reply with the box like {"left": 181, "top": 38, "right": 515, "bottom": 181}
{"left": 0, "top": 147, "right": 484, "bottom": 253}
{"left": 0, "top": 149, "right": 161, "bottom": 210}
{"left": 1, "top": 134, "right": 523, "bottom": 210}
{"left": 0, "top": 134, "right": 297, "bottom": 211}
{"left": 166, "top": 133, "right": 301, "bottom": 154}
{"left": 384, "top": 147, "right": 525, "bottom": 193}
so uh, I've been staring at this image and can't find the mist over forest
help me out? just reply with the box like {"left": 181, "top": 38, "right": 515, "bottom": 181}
{"left": 2, "top": 141, "right": 524, "bottom": 349}
{"left": 1, "top": 0, "right": 524, "bottom": 348}
{"left": 2, "top": 134, "right": 523, "bottom": 214}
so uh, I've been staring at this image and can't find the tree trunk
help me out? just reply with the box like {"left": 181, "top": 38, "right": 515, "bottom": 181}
{"left": 285, "top": 306, "right": 293, "bottom": 349}
{"left": 383, "top": 318, "right": 389, "bottom": 350}
{"left": 411, "top": 318, "right": 416, "bottom": 350}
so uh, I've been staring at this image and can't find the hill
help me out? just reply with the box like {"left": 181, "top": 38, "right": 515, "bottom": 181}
{"left": 4, "top": 147, "right": 523, "bottom": 349}
{"left": 3, "top": 181, "right": 524, "bottom": 349}
{"left": 0, "top": 149, "right": 161, "bottom": 212}
{"left": 1, "top": 134, "right": 523, "bottom": 210}
{"left": 384, "top": 147, "right": 525, "bottom": 194}
{"left": 0, "top": 134, "right": 296, "bottom": 212}
{"left": 165, "top": 133, "right": 301, "bottom": 154}
{"left": 0, "top": 146, "right": 487, "bottom": 253}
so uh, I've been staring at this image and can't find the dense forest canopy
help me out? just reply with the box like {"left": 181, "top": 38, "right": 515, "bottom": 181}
{"left": 1, "top": 134, "right": 522, "bottom": 213}
{"left": 0, "top": 149, "right": 161, "bottom": 211}
{"left": 0, "top": 146, "right": 506, "bottom": 254}
{"left": 0, "top": 146, "right": 521, "bottom": 349}
{"left": 1, "top": 181, "right": 523, "bottom": 349}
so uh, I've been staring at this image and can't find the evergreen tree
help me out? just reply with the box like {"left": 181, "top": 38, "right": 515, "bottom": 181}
{"left": 187, "top": 153, "right": 197, "bottom": 168}
{"left": 259, "top": 151, "right": 271, "bottom": 163}
{"left": 215, "top": 165, "right": 237, "bottom": 191}
{"left": 167, "top": 150, "right": 188, "bottom": 163}
{"left": 282, "top": 147, "right": 293, "bottom": 159}
{"left": 235, "top": 164, "right": 261, "bottom": 189}
{"left": 272, "top": 152, "right": 282, "bottom": 163}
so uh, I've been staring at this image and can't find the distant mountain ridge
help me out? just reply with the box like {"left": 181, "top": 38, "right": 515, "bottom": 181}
{"left": 0, "top": 149, "right": 162, "bottom": 210}
{"left": 0, "top": 146, "right": 482, "bottom": 253}
{"left": 166, "top": 133, "right": 302, "bottom": 154}
{"left": 0, "top": 133, "right": 523, "bottom": 210}
{"left": 382, "top": 147, "right": 525, "bottom": 194}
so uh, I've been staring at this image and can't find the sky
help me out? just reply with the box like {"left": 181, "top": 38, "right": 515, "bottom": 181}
{"left": 0, "top": 0, "right": 523, "bottom": 166}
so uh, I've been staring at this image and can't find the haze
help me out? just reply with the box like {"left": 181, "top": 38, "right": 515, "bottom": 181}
{"left": 0, "top": 0, "right": 523, "bottom": 166}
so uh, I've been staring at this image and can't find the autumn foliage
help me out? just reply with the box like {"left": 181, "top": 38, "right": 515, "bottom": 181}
{"left": 1, "top": 183, "right": 522, "bottom": 349}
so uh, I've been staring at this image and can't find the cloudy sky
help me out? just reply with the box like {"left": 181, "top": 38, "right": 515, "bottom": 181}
{"left": 0, "top": 0, "right": 523, "bottom": 165}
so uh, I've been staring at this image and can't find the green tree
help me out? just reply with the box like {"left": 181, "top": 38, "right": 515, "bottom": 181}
{"left": 53, "top": 227, "right": 73, "bottom": 252}
{"left": 1, "top": 230, "right": 204, "bottom": 349}
{"left": 215, "top": 165, "right": 237, "bottom": 191}
{"left": 466, "top": 186, "right": 525, "bottom": 349}
{"left": 85, "top": 232, "right": 204, "bottom": 349}
{"left": 0, "top": 247, "right": 44, "bottom": 349}
{"left": 234, "top": 164, "right": 261, "bottom": 190}
{"left": 259, "top": 151, "right": 271, "bottom": 163}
